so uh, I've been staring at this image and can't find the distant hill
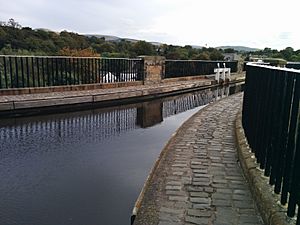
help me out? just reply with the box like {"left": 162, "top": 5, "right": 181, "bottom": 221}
{"left": 85, "top": 34, "right": 121, "bottom": 41}
{"left": 191, "top": 45, "right": 204, "bottom": 49}
{"left": 217, "top": 46, "right": 260, "bottom": 52}
{"left": 85, "top": 34, "right": 163, "bottom": 46}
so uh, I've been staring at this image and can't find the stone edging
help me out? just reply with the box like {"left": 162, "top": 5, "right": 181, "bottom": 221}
{"left": 235, "top": 110, "right": 296, "bottom": 225}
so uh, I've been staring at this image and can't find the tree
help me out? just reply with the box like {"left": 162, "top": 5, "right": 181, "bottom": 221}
{"left": 194, "top": 52, "right": 210, "bottom": 60}
{"left": 224, "top": 48, "right": 235, "bottom": 53}
{"left": 6, "top": 18, "right": 22, "bottom": 29}
{"left": 58, "top": 47, "right": 100, "bottom": 57}
{"left": 131, "top": 41, "right": 156, "bottom": 56}
{"left": 209, "top": 49, "right": 224, "bottom": 60}
{"left": 280, "top": 47, "right": 294, "bottom": 61}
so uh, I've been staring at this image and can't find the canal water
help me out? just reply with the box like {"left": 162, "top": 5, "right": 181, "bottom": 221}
{"left": 0, "top": 84, "right": 242, "bottom": 225}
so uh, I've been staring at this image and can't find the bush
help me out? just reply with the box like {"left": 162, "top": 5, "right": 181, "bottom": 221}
{"left": 263, "top": 58, "right": 287, "bottom": 67}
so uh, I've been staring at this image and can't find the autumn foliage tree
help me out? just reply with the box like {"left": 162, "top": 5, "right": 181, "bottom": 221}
{"left": 58, "top": 47, "right": 100, "bottom": 57}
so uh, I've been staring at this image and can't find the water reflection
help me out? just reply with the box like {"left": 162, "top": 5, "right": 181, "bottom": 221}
{"left": 0, "top": 84, "right": 241, "bottom": 140}
{"left": 0, "top": 83, "right": 243, "bottom": 225}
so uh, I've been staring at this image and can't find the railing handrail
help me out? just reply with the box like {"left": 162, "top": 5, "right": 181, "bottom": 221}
{"left": 247, "top": 62, "right": 300, "bottom": 73}
{"left": 166, "top": 59, "right": 238, "bottom": 62}
{"left": 0, "top": 55, "right": 143, "bottom": 60}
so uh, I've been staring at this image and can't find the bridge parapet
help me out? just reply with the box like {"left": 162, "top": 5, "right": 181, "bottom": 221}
{"left": 0, "top": 55, "right": 238, "bottom": 92}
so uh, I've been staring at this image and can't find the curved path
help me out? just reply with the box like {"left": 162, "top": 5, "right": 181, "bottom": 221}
{"left": 134, "top": 93, "right": 263, "bottom": 225}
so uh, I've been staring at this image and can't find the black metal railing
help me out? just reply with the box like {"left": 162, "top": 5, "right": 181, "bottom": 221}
{"left": 242, "top": 63, "right": 300, "bottom": 223}
{"left": 165, "top": 60, "right": 238, "bottom": 78}
{"left": 286, "top": 62, "right": 300, "bottom": 70}
{"left": 0, "top": 55, "right": 144, "bottom": 89}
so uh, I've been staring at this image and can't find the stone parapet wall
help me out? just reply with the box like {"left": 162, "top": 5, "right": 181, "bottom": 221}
{"left": 0, "top": 81, "right": 143, "bottom": 96}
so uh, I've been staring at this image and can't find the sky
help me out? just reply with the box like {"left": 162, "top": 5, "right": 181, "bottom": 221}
{"left": 0, "top": 0, "right": 299, "bottom": 50}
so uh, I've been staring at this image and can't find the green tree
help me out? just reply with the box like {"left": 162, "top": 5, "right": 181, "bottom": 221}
{"left": 224, "top": 48, "right": 235, "bottom": 53}
{"left": 209, "top": 49, "right": 224, "bottom": 60}
{"left": 131, "top": 41, "right": 156, "bottom": 56}
{"left": 280, "top": 47, "right": 294, "bottom": 61}
{"left": 194, "top": 52, "right": 210, "bottom": 60}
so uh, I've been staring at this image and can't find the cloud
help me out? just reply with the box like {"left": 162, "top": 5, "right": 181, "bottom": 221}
{"left": 0, "top": 0, "right": 300, "bottom": 49}
{"left": 279, "top": 32, "right": 291, "bottom": 40}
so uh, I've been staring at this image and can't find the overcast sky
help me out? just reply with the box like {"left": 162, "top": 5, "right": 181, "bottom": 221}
{"left": 1, "top": 0, "right": 299, "bottom": 50}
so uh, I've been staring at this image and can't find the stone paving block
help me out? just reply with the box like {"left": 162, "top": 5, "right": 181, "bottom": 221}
{"left": 166, "top": 190, "right": 186, "bottom": 196}
{"left": 169, "top": 196, "right": 188, "bottom": 202}
{"left": 190, "top": 192, "right": 209, "bottom": 198}
{"left": 212, "top": 199, "right": 232, "bottom": 207}
{"left": 212, "top": 193, "right": 232, "bottom": 200}
{"left": 173, "top": 171, "right": 184, "bottom": 176}
{"left": 165, "top": 185, "right": 181, "bottom": 191}
{"left": 233, "top": 200, "right": 255, "bottom": 209}
{"left": 204, "top": 187, "right": 214, "bottom": 193}
{"left": 167, "top": 181, "right": 182, "bottom": 186}
{"left": 192, "top": 181, "right": 210, "bottom": 186}
{"left": 192, "top": 204, "right": 211, "bottom": 210}
{"left": 187, "top": 209, "right": 212, "bottom": 217}
{"left": 160, "top": 207, "right": 185, "bottom": 215}
{"left": 185, "top": 186, "right": 202, "bottom": 193}
{"left": 159, "top": 212, "right": 181, "bottom": 222}
{"left": 193, "top": 173, "right": 210, "bottom": 178}
{"left": 172, "top": 164, "right": 188, "bottom": 168}
{"left": 193, "top": 177, "right": 210, "bottom": 183}
{"left": 190, "top": 197, "right": 210, "bottom": 204}
{"left": 185, "top": 216, "right": 209, "bottom": 225}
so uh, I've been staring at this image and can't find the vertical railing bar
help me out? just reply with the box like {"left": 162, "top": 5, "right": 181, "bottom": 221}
{"left": 41, "top": 57, "right": 45, "bottom": 87}
{"left": 36, "top": 57, "right": 40, "bottom": 87}
{"left": 77, "top": 58, "right": 80, "bottom": 84}
{"left": 14, "top": 57, "right": 19, "bottom": 88}
{"left": 88, "top": 58, "right": 91, "bottom": 84}
{"left": 97, "top": 58, "right": 102, "bottom": 83}
{"left": 0, "top": 58, "right": 2, "bottom": 89}
{"left": 51, "top": 58, "right": 54, "bottom": 86}
{"left": 60, "top": 58, "right": 63, "bottom": 85}
{"left": 26, "top": 57, "right": 30, "bottom": 87}
{"left": 101, "top": 58, "right": 104, "bottom": 83}
{"left": 85, "top": 58, "right": 88, "bottom": 84}
{"left": 91, "top": 58, "right": 95, "bottom": 83}
{"left": 274, "top": 72, "right": 295, "bottom": 194}
{"left": 46, "top": 57, "right": 50, "bottom": 86}
{"left": 281, "top": 76, "right": 298, "bottom": 204}
{"left": 71, "top": 58, "right": 75, "bottom": 85}
{"left": 31, "top": 57, "right": 36, "bottom": 87}
{"left": 20, "top": 57, "right": 25, "bottom": 88}
{"left": 3, "top": 57, "right": 8, "bottom": 88}
{"left": 8, "top": 56, "right": 13, "bottom": 88}
{"left": 55, "top": 58, "right": 59, "bottom": 86}
{"left": 64, "top": 57, "right": 67, "bottom": 85}
{"left": 80, "top": 58, "right": 84, "bottom": 84}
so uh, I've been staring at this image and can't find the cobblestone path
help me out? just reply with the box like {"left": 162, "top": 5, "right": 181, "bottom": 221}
{"left": 134, "top": 93, "right": 263, "bottom": 225}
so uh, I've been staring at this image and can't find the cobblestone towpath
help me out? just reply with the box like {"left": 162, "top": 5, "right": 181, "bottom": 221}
{"left": 134, "top": 93, "right": 263, "bottom": 225}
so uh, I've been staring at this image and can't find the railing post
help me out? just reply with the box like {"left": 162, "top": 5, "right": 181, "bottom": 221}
{"left": 139, "top": 56, "right": 165, "bottom": 85}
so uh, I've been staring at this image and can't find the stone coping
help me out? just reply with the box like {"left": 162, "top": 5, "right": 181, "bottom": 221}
{"left": 0, "top": 80, "right": 216, "bottom": 117}
{"left": 235, "top": 110, "right": 297, "bottom": 225}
